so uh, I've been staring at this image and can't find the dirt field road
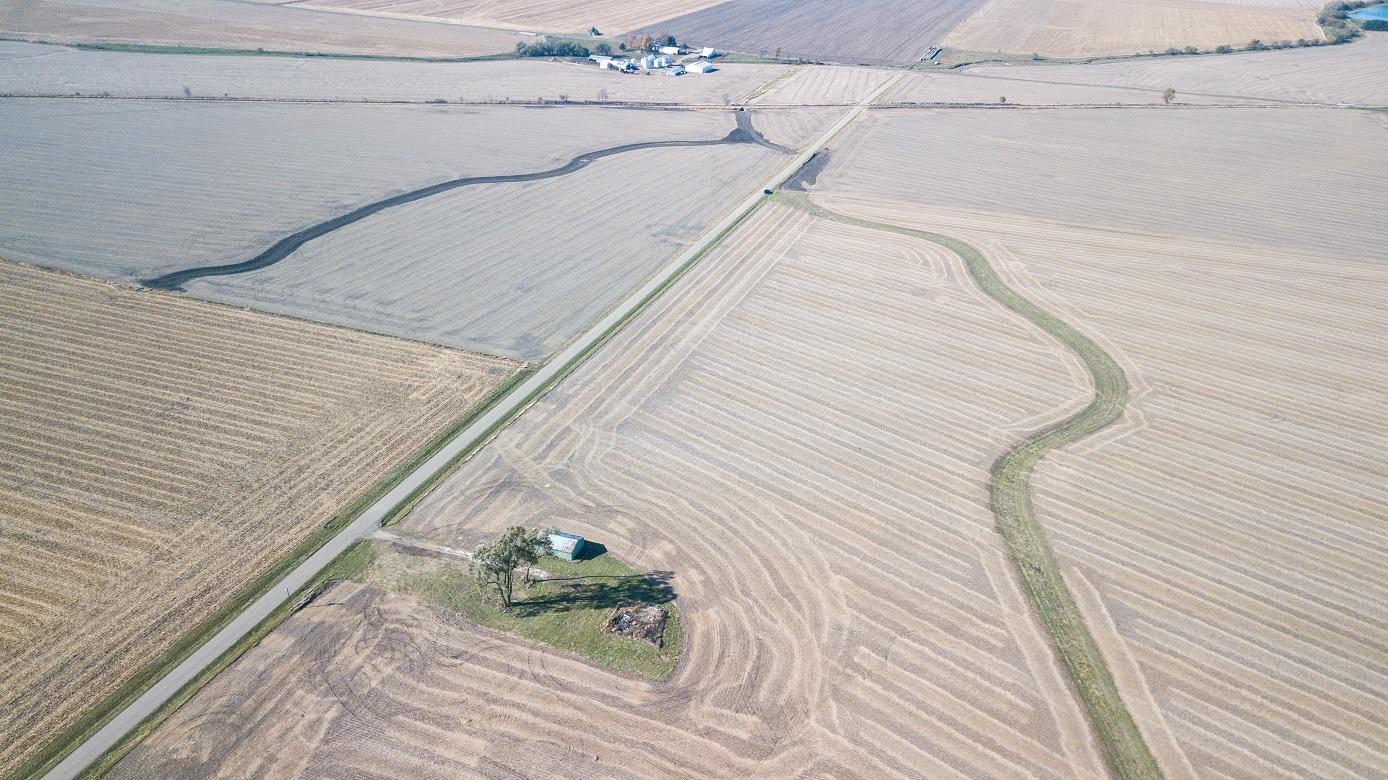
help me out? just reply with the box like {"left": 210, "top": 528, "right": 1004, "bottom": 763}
{"left": 41, "top": 74, "right": 901, "bottom": 780}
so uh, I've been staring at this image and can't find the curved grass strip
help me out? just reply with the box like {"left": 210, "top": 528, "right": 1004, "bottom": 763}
{"left": 775, "top": 191, "right": 1160, "bottom": 780}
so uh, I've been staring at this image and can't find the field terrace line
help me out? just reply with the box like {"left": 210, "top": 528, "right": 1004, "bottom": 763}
{"left": 140, "top": 110, "right": 790, "bottom": 291}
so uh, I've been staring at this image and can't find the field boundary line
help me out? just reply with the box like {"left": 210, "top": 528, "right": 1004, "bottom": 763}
{"left": 36, "top": 72, "right": 903, "bottom": 780}
{"left": 772, "top": 191, "right": 1161, "bottom": 780}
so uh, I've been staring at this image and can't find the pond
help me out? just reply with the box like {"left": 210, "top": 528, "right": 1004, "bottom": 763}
{"left": 1349, "top": 4, "right": 1388, "bottom": 20}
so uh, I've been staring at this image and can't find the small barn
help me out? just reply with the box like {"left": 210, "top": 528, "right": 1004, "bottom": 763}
{"left": 664, "top": 65, "right": 686, "bottom": 76}
{"left": 700, "top": 47, "right": 719, "bottom": 59}
{"left": 548, "top": 531, "right": 586, "bottom": 561}
{"left": 686, "top": 60, "right": 715, "bottom": 74}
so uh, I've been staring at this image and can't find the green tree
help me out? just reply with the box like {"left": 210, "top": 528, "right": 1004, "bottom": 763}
{"left": 472, "top": 526, "right": 554, "bottom": 609}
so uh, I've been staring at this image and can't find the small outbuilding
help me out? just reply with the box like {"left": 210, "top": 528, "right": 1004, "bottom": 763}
{"left": 664, "top": 65, "right": 686, "bottom": 76}
{"left": 659, "top": 45, "right": 683, "bottom": 55}
{"left": 700, "top": 47, "right": 719, "bottom": 58}
{"left": 548, "top": 531, "right": 586, "bottom": 561}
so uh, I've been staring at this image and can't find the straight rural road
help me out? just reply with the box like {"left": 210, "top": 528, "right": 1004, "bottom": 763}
{"left": 42, "top": 72, "right": 902, "bottom": 780}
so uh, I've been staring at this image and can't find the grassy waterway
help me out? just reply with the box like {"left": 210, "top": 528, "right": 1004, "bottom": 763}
{"left": 774, "top": 191, "right": 1161, "bottom": 780}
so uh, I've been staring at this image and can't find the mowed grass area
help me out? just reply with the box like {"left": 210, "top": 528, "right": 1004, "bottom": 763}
{"left": 0, "top": 259, "right": 519, "bottom": 778}
{"left": 363, "top": 544, "right": 683, "bottom": 680}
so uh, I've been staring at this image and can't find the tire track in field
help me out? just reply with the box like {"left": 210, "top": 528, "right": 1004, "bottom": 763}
{"left": 774, "top": 191, "right": 1161, "bottom": 780}
{"left": 141, "top": 113, "right": 789, "bottom": 291}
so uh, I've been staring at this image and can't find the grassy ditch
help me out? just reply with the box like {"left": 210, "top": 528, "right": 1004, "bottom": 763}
{"left": 14, "top": 365, "right": 530, "bottom": 780}
{"left": 72, "top": 541, "right": 379, "bottom": 779}
{"left": 365, "top": 544, "right": 682, "bottom": 680}
{"left": 773, "top": 191, "right": 1160, "bottom": 780}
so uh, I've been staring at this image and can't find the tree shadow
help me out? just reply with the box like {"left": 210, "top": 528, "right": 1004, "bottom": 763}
{"left": 511, "top": 569, "right": 675, "bottom": 618}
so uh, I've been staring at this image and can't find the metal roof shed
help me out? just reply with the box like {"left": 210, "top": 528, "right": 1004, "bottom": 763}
{"left": 548, "top": 532, "right": 586, "bottom": 561}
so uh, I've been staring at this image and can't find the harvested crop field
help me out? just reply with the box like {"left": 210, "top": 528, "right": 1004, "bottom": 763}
{"left": 0, "top": 0, "right": 522, "bottom": 57}
{"left": 637, "top": 0, "right": 987, "bottom": 65}
{"left": 745, "top": 107, "right": 844, "bottom": 149}
{"left": 0, "top": 259, "right": 518, "bottom": 778}
{"left": 0, "top": 99, "right": 732, "bottom": 284}
{"left": 881, "top": 70, "right": 1271, "bottom": 105}
{"left": 0, "top": 99, "right": 800, "bottom": 357}
{"left": 188, "top": 137, "right": 785, "bottom": 359}
{"left": 963, "top": 32, "right": 1388, "bottom": 106}
{"left": 114, "top": 201, "right": 1112, "bottom": 778}
{"left": 287, "top": 0, "right": 726, "bottom": 35}
{"left": 817, "top": 107, "right": 1387, "bottom": 258}
{"left": 0, "top": 41, "right": 788, "bottom": 104}
{"left": 943, "top": 0, "right": 1322, "bottom": 57}
{"left": 800, "top": 104, "right": 1388, "bottom": 777}
{"left": 748, "top": 64, "right": 898, "bottom": 105}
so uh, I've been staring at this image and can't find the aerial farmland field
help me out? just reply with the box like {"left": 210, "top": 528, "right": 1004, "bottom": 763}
{"left": 6, "top": 4, "right": 1388, "bottom": 778}
{"left": 0, "top": 99, "right": 746, "bottom": 284}
{"left": 0, "top": 0, "right": 522, "bottom": 57}
{"left": 0, "top": 260, "right": 518, "bottom": 778}
{"left": 284, "top": 0, "right": 727, "bottom": 35}
{"left": 961, "top": 31, "right": 1388, "bottom": 106}
{"left": 748, "top": 64, "right": 899, "bottom": 105}
{"left": 815, "top": 108, "right": 1386, "bottom": 257}
{"left": 0, "top": 98, "right": 813, "bottom": 358}
{"left": 638, "top": 0, "right": 987, "bottom": 65}
{"left": 112, "top": 201, "right": 1112, "bottom": 778}
{"left": 798, "top": 103, "right": 1388, "bottom": 777}
{"left": 943, "top": 0, "right": 1323, "bottom": 57}
{"left": 187, "top": 137, "right": 785, "bottom": 359}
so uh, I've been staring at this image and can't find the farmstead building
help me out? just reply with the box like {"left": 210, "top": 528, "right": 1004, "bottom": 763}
{"left": 548, "top": 532, "right": 586, "bottom": 561}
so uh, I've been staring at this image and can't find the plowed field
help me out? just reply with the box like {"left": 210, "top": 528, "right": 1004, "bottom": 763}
{"left": 0, "top": 260, "right": 518, "bottom": 777}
